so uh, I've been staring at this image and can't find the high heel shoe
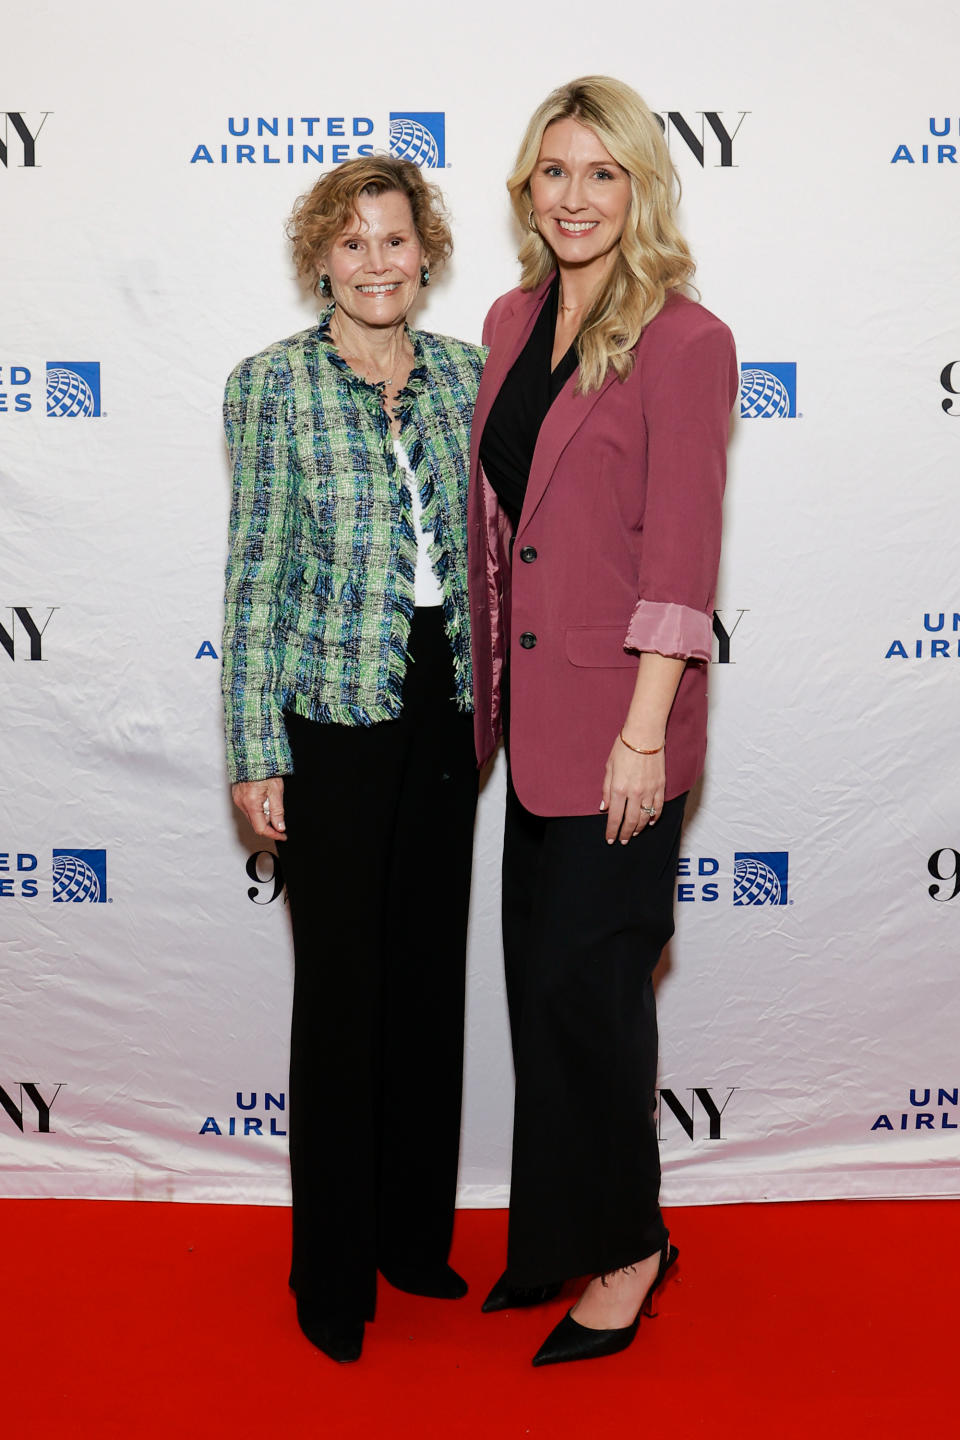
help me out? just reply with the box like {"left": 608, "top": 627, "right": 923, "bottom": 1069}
{"left": 380, "top": 1262, "right": 468, "bottom": 1300}
{"left": 481, "top": 1270, "right": 563, "bottom": 1313}
{"left": 531, "top": 1242, "right": 678, "bottom": 1367}
{"left": 295, "top": 1297, "right": 365, "bottom": 1363}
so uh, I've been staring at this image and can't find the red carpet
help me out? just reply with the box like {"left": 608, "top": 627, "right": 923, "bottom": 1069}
{"left": 8, "top": 1198, "right": 954, "bottom": 1439}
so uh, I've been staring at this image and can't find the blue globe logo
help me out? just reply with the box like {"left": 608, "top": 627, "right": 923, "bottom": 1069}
{"left": 47, "top": 367, "right": 95, "bottom": 417}
{"left": 733, "top": 857, "right": 782, "bottom": 906}
{"left": 52, "top": 854, "right": 102, "bottom": 902}
{"left": 389, "top": 118, "right": 440, "bottom": 168}
{"left": 740, "top": 368, "right": 791, "bottom": 419}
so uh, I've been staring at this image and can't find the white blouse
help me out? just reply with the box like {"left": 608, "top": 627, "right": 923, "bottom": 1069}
{"left": 393, "top": 439, "right": 443, "bottom": 607}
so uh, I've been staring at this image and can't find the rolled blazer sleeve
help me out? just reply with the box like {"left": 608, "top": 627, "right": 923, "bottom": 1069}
{"left": 624, "top": 317, "right": 738, "bottom": 662}
{"left": 221, "top": 355, "right": 296, "bottom": 783}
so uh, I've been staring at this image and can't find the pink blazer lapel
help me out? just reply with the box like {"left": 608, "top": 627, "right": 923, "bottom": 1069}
{"left": 518, "top": 366, "right": 620, "bottom": 534}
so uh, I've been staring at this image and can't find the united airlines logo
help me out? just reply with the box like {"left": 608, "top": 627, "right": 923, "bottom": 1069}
{"left": 0, "top": 847, "right": 109, "bottom": 901}
{"left": 739, "top": 362, "right": 797, "bottom": 419}
{"left": 677, "top": 850, "right": 790, "bottom": 904}
{"left": 46, "top": 361, "right": 101, "bottom": 417}
{"left": 0, "top": 361, "right": 102, "bottom": 416}
{"left": 733, "top": 852, "right": 789, "bottom": 906}
{"left": 891, "top": 118, "right": 960, "bottom": 166}
{"left": 388, "top": 112, "right": 445, "bottom": 168}
{"left": 189, "top": 110, "right": 446, "bottom": 167}
{"left": 885, "top": 610, "right": 960, "bottom": 661}
{"left": 52, "top": 848, "right": 108, "bottom": 903}
{"left": 199, "top": 1090, "right": 287, "bottom": 1137}
{"left": 871, "top": 1087, "right": 960, "bottom": 1133}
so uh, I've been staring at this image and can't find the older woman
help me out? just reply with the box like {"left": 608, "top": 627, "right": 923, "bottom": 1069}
{"left": 222, "top": 156, "right": 483, "bottom": 1364}
{"left": 469, "top": 77, "right": 737, "bottom": 1365}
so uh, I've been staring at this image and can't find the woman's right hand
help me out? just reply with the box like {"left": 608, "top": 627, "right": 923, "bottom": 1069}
{"left": 231, "top": 777, "right": 287, "bottom": 842}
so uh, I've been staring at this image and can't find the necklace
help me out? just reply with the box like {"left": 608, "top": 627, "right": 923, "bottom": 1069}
{"left": 330, "top": 321, "right": 408, "bottom": 389}
{"left": 347, "top": 358, "right": 398, "bottom": 386}
{"left": 559, "top": 286, "right": 584, "bottom": 313}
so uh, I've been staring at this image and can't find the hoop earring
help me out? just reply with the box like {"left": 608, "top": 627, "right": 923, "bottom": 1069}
{"left": 527, "top": 208, "right": 538, "bottom": 233}
{"left": 420, "top": 265, "right": 430, "bottom": 287}
{"left": 318, "top": 273, "right": 332, "bottom": 296}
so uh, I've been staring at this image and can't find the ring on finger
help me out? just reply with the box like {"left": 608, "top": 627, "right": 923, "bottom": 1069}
{"left": 641, "top": 804, "right": 657, "bottom": 816}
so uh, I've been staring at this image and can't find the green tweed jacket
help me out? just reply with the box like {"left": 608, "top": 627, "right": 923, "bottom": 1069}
{"left": 222, "top": 308, "right": 485, "bottom": 783}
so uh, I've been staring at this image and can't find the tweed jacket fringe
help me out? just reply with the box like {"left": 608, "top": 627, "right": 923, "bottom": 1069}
{"left": 222, "top": 308, "right": 485, "bottom": 783}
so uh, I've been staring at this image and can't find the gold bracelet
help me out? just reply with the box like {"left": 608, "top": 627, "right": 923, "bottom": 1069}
{"left": 618, "top": 729, "right": 664, "bottom": 756}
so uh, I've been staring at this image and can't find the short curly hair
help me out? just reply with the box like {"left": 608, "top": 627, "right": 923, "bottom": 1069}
{"left": 287, "top": 155, "right": 453, "bottom": 294}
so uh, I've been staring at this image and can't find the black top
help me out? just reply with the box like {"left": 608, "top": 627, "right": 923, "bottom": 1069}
{"left": 479, "top": 275, "right": 580, "bottom": 530}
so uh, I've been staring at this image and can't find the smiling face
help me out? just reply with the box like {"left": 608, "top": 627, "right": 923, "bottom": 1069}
{"left": 529, "top": 116, "right": 633, "bottom": 282}
{"left": 322, "top": 188, "right": 425, "bottom": 331}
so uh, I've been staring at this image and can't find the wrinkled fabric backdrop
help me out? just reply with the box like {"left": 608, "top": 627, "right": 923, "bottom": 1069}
{"left": 3, "top": 0, "right": 959, "bottom": 1206}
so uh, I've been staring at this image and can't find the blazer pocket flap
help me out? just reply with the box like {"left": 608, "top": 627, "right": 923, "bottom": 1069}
{"left": 565, "top": 626, "right": 637, "bottom": 668}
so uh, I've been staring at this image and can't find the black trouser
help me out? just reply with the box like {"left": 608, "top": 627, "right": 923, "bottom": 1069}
{"left": 281, "top": 609, "right": 478, "bottom": 1322}
{"left": 501, "top": 769, "right": 685, "bottom": 1288}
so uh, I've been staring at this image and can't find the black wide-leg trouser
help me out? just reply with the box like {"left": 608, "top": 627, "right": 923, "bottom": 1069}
{"left": 501, "top": 767, "right": 685, "bottom": 1288}
{"left": 281, "top": 609, "right": 478, "bottom": 1323}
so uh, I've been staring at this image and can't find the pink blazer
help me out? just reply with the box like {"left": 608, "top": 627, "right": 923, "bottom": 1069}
{"left": 468, "top": 277, "right": 738, "bottom": 816}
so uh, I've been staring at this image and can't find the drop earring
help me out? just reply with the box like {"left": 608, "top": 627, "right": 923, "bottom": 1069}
{"left": 420, "top": 265, "right": 430, "bottom": 287}
{"left": 318, "top": 273, "right": 332, "bottom": 296}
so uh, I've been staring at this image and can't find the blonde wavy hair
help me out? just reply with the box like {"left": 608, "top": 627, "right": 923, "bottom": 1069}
{"left": 508, "top": 76, "right": 695, "bottom": 392}
{"left": 288, "top": 155, "right": 453, "bottom": 295}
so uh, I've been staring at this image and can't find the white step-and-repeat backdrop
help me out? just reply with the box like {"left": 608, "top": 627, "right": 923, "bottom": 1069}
{"left": 4, "top": 1, "right": 959, "bottom": 1206}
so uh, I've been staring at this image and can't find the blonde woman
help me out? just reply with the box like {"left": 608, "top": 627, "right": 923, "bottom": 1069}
{"left": 468, "top": 77, "right": 737, "bottom": 1365}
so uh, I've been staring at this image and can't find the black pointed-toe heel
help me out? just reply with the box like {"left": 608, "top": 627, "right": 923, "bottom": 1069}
{"left": 481, "top": 1270, "right": 563, "bottom": 1313}
{"left": 531, "top": 1243, "right": 678, "bottom": 1367}
{"left": 380, "top": 1262, "right": 468, "bottom": 1300}
{"left": 295, "top": 1298, "right": 365, "bottom": 1363}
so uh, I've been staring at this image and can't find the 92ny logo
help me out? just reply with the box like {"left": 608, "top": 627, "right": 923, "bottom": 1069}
{"left": 0, "top": 1082, "right": 63, "bottom": 1133}
{"left": 0, "top": 111, "right": 50, "bottom": 167}
{"left": 246, "top": 851, "right": 286, "bottom": 904}
{"left": 657, "top": 1087, "right": 736, "bottom": 1141}
{"left": 0, "top": 607, "right": 56, "bottom": 660}
{"left": 654, "top": 112, "right": 748, "bottom": 167}
{"left": 928, "top": 849, "right": 960, "bottom": 901}
{"left": 713, "top": 609, "right": 747, "bottom": 664}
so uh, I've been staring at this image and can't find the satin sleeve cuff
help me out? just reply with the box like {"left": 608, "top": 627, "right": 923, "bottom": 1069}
{"left": 624, "top": 600, "right": 712, "bottom": 662}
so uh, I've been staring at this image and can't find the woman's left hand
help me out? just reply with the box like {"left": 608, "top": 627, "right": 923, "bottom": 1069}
{"left": 601, "top": 739, "right": 665, "bottom": 844}
{"left": 232, "top": 777, "right": 287, "bottom": 842}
